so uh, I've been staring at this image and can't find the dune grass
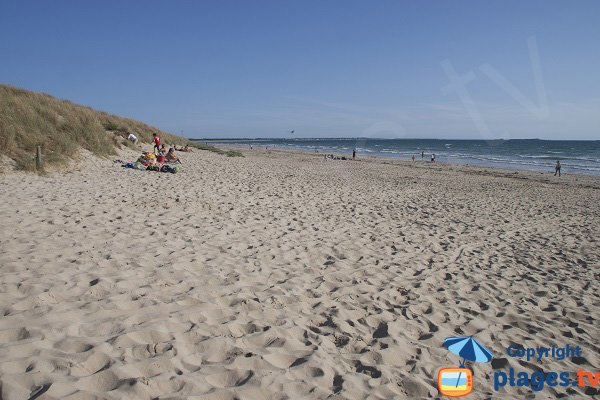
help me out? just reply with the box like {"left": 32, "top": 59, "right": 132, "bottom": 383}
{"left": 189, "top": 141, "right": 244, "bottom": 158}
{"left": 0, "top": 84, "right": 240, "bottom": 171}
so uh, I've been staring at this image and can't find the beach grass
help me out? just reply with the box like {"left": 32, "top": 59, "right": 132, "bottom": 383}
{"left": 190, "top": 142, "right": 243, "bottom": 157}
{"left": 0, "top": 83, "right": 240, "bottom": 171}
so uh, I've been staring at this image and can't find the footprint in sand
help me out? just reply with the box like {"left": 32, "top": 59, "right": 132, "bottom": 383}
{"left": 205, "top": 370, "right": 253, "bottom": 388}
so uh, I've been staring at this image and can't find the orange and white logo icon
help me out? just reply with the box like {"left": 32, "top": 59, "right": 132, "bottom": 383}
{"left": 438, "top": 368, "right": 473, "bottom": 397}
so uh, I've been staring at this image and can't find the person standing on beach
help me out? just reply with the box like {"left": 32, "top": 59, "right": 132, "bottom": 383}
{"left": 431, "top": 154, "right": 435, "bottom": 162}
{"left": 353, "top": 149, "right": 356, "bottom": 160}
{"left": 152, "top": 133, "right": 161, "bottom": 154}
{"left": 555, "top": 160, "right": 561, "bottom": 176}
{"left": 412, "top": 154, "right": 415, "bottom": 162}
{"left": 421, "top": 151, "right": 424, "bottom": 159}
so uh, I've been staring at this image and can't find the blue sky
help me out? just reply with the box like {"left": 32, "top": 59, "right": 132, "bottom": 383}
{"left": 1, "top": 1, "right": 599, "bottom": 139}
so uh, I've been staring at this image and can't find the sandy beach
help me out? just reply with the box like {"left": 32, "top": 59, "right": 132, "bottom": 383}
{"left": 0, "top": 148, "right": 598, "bottom": 399}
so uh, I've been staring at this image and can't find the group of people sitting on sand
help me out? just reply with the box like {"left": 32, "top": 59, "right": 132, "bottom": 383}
{"left": 120, "top": 150, "right": 183, "bottom": 173}
{"left": 120, "top": 132, "right": 192, "bottom": 173}
{"left": 154, "top": 144, "right": 183, "bottom": 164}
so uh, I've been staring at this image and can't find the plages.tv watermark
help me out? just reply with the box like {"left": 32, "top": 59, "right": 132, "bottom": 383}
{"left": 494, "top": 343, "right": 599, "bottom": 393}
{"left": 438, "top": 337, "right": 599, "bottom": 397}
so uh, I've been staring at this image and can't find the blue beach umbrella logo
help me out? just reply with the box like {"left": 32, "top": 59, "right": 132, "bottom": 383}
{"left": 444, "top": 335, "right": 493, "bottom": 367}
{"left": 438, "top": 336, "right": 493, "bottom": 397}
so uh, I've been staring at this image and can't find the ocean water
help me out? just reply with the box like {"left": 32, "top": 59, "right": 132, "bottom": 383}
{"left": 207, "top": 138, "right": 600, "bottom": 176}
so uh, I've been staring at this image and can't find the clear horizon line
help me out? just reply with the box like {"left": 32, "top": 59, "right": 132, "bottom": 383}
{"left": 189, "top": 137, "right": 600, "bottom": 142}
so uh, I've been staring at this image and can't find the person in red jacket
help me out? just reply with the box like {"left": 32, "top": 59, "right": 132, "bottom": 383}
{"left": 152, "top": 133, "right": 161, "bottom": 154}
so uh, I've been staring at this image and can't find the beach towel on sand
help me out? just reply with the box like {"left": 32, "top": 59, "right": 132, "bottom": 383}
{"left": 122, "top": 162, "right": 146, "bottom": 170}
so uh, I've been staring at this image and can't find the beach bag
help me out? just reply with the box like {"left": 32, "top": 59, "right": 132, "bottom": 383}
{"left": 160, "top": 165, "right": 178, "bottom": 174}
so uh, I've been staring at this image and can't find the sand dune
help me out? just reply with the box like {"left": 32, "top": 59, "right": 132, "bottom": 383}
{"left": 0, "top": 148, "right": 598, "bottom": 399}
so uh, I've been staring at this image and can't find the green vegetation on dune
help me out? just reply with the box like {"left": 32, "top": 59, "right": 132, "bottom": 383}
{"left": 0, "top": 84, "right": 240, "bottom": 171}
{"left": 190, "top": 141, "right": 244, "bottom": 158}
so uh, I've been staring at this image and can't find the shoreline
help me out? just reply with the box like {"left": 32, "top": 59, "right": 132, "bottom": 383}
{"left": 209, "top": 141, "right": 600, "bottom": 177}
{"left": 219, "top": 145, "right": 600, "bottom": 187}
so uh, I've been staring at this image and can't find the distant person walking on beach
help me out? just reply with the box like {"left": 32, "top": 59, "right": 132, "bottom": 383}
{"left": 152, "top": 133, "right": 161, "bottom": 154}
{"left": 352, "top": 149, "right": 356, "bottom": 160}
{"left": 421, "top": 151, "right": 424, "bottom": 159}
{"left": 431, "top": 154, "right": 436, "bottom": 162}
{"left": 412, "top": 154, "right": 415, "bottom": 162}
{"left": 555, "top": 160, "right": 561, "bottom": 176}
